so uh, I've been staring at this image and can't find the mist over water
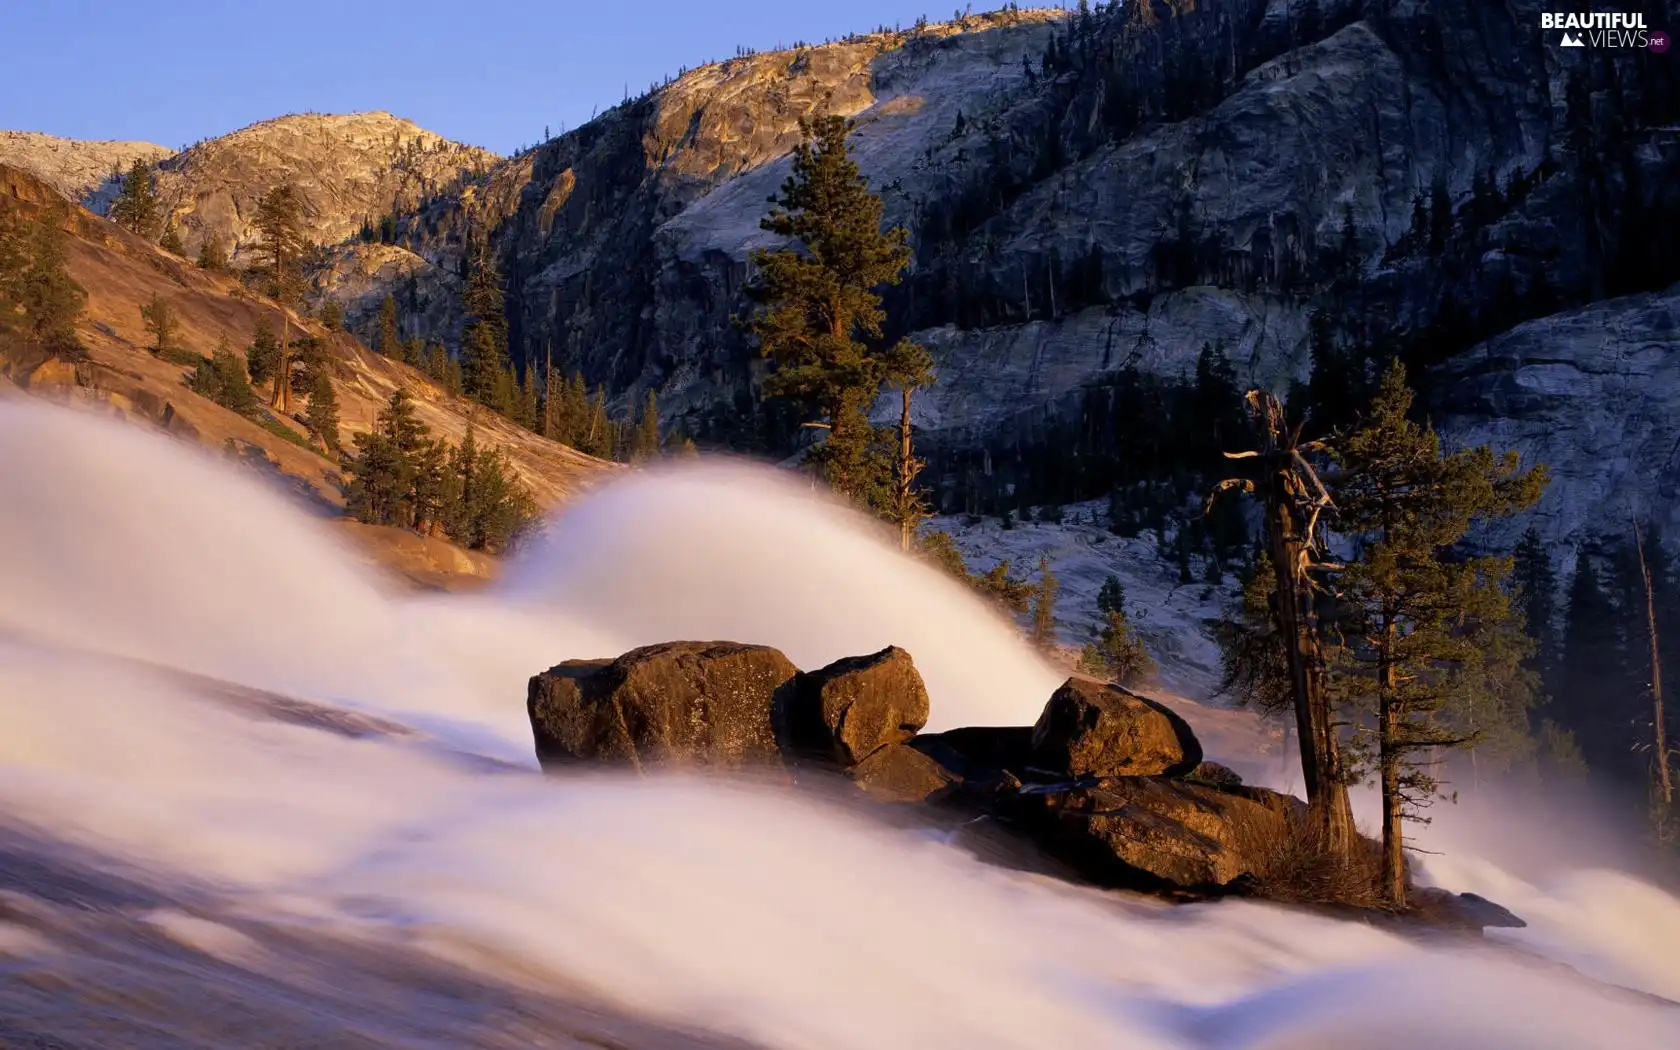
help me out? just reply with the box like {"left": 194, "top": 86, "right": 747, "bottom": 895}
{"left": 1, "top": 399, "right": 1677, "bottom": 1049}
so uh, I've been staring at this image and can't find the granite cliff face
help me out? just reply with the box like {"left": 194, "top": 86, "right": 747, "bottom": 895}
{"left": 361, "top": 0, "right": 1674, "bottom": 549}
{"left": 0, "top": 131, "right": 171, "bottom": 203}
{"left": 137, "top": 112, "right": 497, "bottom": 265}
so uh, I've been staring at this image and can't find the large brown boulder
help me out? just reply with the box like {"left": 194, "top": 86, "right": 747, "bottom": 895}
{"left": 789, "top": 646, "right": 930, "bottom": 766}
{"left": 1030, "top": 677, "right": 1202, "bottom": 779}
{"left": 847, "top": 744, "right": 957, "bottom": 804}
{"left": 527, "top": 641, "right": 799, "bottom": 771}
{"left": 1015, "top": 777, "right": 1301, "bottom": 891}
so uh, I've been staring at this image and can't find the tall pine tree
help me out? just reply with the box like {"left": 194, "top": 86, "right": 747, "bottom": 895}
{"left": 254, "top": 184, "right": 307, "bottom": 412}
{"left": 110, "top": 159, "right": 159, "bottom": 238}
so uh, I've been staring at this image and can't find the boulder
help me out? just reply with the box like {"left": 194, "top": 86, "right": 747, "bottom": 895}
{"left": 1030, "top": 678, "right": 1202, "bottom": 779}
{"left": 847, "top": 744, "right": 957, "bottom": 804}
{"left": 1186, "top": 761, "right": 1244, "bottom": 787}
{"left": 790, "top": 645, "right": 929, "bottom": 766}
{"left": 1014, "top": 777, "right": 1300, "bottom": 891}
{"left": 908, "top": 726, "right": 1033, "bottom": 779}
{"left": 527, "top": 641, "right": 798, "bottom": 771}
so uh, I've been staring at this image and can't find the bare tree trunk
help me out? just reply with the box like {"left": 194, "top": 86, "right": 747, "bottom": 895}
{"left": 1260, "top": 432, "right": 1354, "bottom": 857}
{"left": 1378, "top": 617, "right": 1406, "bottom": 907}
{"left": 271, "top": 310, "right": 291, "bottom": 413}
{"left": 897, "top": 385, "right": 915, "bottom": 552}
{"left": 1635, "top": 521, "right": 1674, "bottom": 814}
{"left": 1380, "top": 695, "right": 1406, "bottom": 906}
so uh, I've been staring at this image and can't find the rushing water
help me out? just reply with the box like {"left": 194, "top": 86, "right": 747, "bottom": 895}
{"left": 0, "top": 399, "right": 1676, "bottom": 1050}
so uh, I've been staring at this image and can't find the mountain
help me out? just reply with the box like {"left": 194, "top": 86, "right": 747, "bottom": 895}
{"left": 0, "top": 162, "right": 610, "bottom": 565}
{"left": 134, "top": 111, "right": 498, "bottom": 265}
{"left": 345, "top": 0, "right": 1678, "bottom": 551}
{"left": 0, "top": 130, "right": 171, "bottom": 202}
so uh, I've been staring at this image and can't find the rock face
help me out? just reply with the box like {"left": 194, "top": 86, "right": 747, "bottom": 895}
{"left": 847, "top": 744, "right": 957, "bottom": 804}
{"left": 526, "top": 642, "right": 799, "bottom": 770}
{"left": 140, "top": 112, "right": 497, "bottom": 265}
{"left": 790, "top": 645, "right": 930, "bottom": 765}
{"left": 336, "top": 0, "right": 1676, "bottom": 555}
{"left": 0, "top": 131, "right": 170, "bottom": 203}
{"left": 1030, "top": 677, "right": 1202, "bottom": 778}
{"left": 1438, "top": 285, "right": 1680, "bottom": 548}
{"left": 1012, "top": 776, "right": 1301, "bottom": 891}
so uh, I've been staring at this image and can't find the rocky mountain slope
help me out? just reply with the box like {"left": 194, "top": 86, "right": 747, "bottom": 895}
{"left": 0, "top": 131, "right": 171, "bottom": 202}
{"left": 0, "top": 163, "right": 611, "bottom": 569}
{"left": 130, "top": 112, "right": 496, "bottom": 265}
{"left": 347, "top": 0, "right": 1679, "bottom": 552}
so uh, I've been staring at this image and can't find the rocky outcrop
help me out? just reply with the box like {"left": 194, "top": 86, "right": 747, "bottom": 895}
{"left": 1437, "top": 284, "right": 1680, "bottom": 549}
{"left": 847, "top": 743, "right": 957, "bottom": 804}
{"left": 140, "top": 112, "right": 497, "bottom": 264}
{"left": 0, "top": 131, "right": 170, "bottom": 203}
{"left": 1029, "top": 677, "right": 1202, "bottom": 778}
{"left": 526, "top": 642, "right": 799, "bottom": 770}
{"left": 1010, "top": 775, "right": 1302, "bottom": 891}
{"left": 523, "top": 640, "right": 1314, "bottom": 899}
{"left": 790, "top": 645, "right": 930, "bottom": 765}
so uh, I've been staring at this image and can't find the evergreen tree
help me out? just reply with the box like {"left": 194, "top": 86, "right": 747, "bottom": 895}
{"left": 346, "top": 388, "right": 427, "bottom": 526}
{"left": 1512, "top": 527, "right": 1559, "bottom": 681}
{"left": 460, "top": 245, "right": 510, "bottom": 404}
{"left": 158, "top": 224, "right": 186, "bottom": 256}
{"left": 630, "top": 389, "right": 662, "bottom": 461}
{"left": 1216, "top": 554, "right": 1294, "bottom": 713}
{"left": 139, "top": 294, "right": 178, "bottom": 354}
{"left": 196, "top": 236, "right": 228, "bottom": 272}
{"left": 1329, "top": 360, "right": 1547, "bottom": 905}
{"left": 109, "top": 159, "right": 159, "bottom": 237}
{"left": 1030, "top": 555, "right": 1060, "bottom": 651}
{"left": 885, "top": 338, "right": 935, "bottom": 550}
{"left": 0, "top": 213, "right": 85, "bottom": 352}
{"left": 746, "top": 114, "right": 914, "bottom": 508}
{"left": 377, "top": 293, "right": 400, "bottom": 357}
{"left": 1081, "top": 608, "right": 1156, "bottom": 687}
{"left": 189, "top": 336, "right": 258, "bottom": 416}
{"left": 245, "top": 317, "right": 280, "bottom": 387}
{"left": 305, "top": 368, "right": 341, "bottom": 452}
{"left": 320, "top": 300, "right": 345, "bottom": 330}
{"left": 254, "top": 184, "right": 307, "bottom": 412}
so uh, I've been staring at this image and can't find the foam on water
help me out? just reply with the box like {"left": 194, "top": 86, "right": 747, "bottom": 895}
{"left": 0, "top": 399, "right": 1677, "bottom": 1050}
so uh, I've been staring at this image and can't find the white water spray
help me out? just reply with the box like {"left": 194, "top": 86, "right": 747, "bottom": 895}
{"left": 0, "top": 400, "right": 1676, "bottom": 1050}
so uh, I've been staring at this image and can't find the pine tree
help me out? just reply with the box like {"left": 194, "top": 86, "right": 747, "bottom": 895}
{"left": 1512, "top": 527, "right": 1559, "bottom": 681}
{"left": 305, "top": 368, "right": 341, "bottom": 452}
{"left": 254, "top": 184, "right": 307, "bottom": 412}
{"left": 1030, "top": 555, "right": 1060, "bottom": 651}
{"left": 1560, "top": 548, "right": 1621, "bottom": 775}
{"left": 196, "top": 236, "right": 228, "bottom": 272}
{"left": 189, "top": 336, "right": 257, "bottom": 416}
{"left": 0, "top": 213, "right": 85, "bottom": 352}
{"left": 245, "top": 318, "right": 279, "bottom": 387}
{"left": 885, "top": 338, "right": 935, "bottom": 550}
{"left": 1216, "top": 554, "right": 1295, "bottom": 713}
{"left": 158, "top": 224, "right": 185, "bottom": 256}
{"left": 377, "top": 293, "right": 400, "bottom": 357}
{"left": 110, "top": 159, "right": 159, "bottom": 237}
{"left": 747, "top": 114, "right": 914, "bottom": 508}
{"left": 1081, "top": 607, "right": 1156, "bottom": 687}
{"left": 460, "top": 245, "right": 510, "bottom": 405}
{"left": 1329, "top": 360, "right": 1547, "bottom": 905}
{"left": 346, "top": 388, "right": 427, "bottom": 526}
{"left": 630, "top": 389, "right": 662, "bottom": 461}
{"left": 320, "top": 300, "right": 345, "bottom": 330}
{"left": 139, "top": 294, "right": 178, "bottom": 354}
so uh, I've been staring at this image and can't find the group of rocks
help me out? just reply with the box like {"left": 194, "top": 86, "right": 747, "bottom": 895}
{"left": 526, "top": 640, "right": 1310, "bottom": 896}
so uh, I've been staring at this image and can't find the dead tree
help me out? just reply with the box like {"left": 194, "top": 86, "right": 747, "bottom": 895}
{"left": 1211, "top": 391, "right": 1355, "bottom": 856}
{"left": 1633, "top": 520, "right": 1674, "bottom": 826}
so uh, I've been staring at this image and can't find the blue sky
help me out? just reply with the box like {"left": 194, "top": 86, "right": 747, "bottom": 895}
{"left": 0, "top": 0, "right": 1000, "bottom": 154}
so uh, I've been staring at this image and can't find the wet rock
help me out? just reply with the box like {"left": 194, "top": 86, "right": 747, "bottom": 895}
{"left": 847, "top": 744, "right": 957, "bottom": 804}
{"left": 909, "top": 725, "right": 1034, "bottom": 779}
{"left": 790, "top": 645, "right": 930, "bottom": 766}
{"left": 1030, "top": 678, "right": 1202, "bottom": 779}
{"left": 526, "top": 641, "right": 798, "bottom": 771}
